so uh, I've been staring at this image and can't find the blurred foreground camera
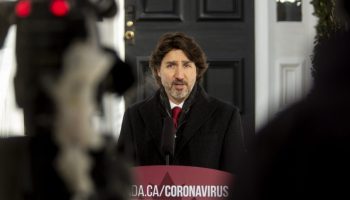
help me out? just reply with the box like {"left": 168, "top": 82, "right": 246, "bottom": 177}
{"left": 1, "top": 0, "right": 134, "bottom": 136}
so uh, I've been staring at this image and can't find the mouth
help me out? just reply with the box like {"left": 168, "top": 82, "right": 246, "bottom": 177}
{"left": 173, "top": 82, "right": 186, "bottom": 90}
{"left": 174, "top": 84, "right": 185, "bottom": 90}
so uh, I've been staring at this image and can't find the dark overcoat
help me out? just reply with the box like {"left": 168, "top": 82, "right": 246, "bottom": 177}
{"left": 117, "top": 85, "right": 246, "bottom": 173}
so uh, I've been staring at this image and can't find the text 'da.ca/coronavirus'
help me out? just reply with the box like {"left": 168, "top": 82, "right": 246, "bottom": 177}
{"left": 131, "top": 184, "right": 230, "bottom": 198}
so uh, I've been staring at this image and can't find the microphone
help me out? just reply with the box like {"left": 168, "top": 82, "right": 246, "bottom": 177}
{"left": 161, "top": 117, "right": 176, "bottom": 165}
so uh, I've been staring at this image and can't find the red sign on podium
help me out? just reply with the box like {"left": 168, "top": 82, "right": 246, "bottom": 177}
{"left": 131, "top": 165, "right": 233, "bottom": 200}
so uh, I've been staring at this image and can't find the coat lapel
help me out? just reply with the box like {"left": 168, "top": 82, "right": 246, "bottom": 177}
{"left": 138, "top": 93, "right": 167, "bottom": 158}
{"left": 174, "top": 88, "right": 217, "bottom": 158}
{"left": 137, "top": 87, "right": 218, "bottom": 161}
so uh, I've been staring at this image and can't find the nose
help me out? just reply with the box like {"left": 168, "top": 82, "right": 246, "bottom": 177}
{"left": 174, "top": 66, "right": 185, "bottom": 80}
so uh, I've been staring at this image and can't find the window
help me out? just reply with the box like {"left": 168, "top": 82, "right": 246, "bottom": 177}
{"left": 277, "top": 0, "right": 302, "bottom": 21}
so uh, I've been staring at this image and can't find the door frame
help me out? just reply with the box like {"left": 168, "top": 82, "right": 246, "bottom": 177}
{"left": 255, "top": 0, "right": 316, "bottom": 131}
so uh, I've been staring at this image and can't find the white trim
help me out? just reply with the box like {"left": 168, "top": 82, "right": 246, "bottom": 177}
{"left": 256, "top": 0, "right": 316, "bottom": 131}
{"left": 254, "top": 0, "right": 270, "bottom": 131}
{"left": 273, "top": 58, "right": 305, "bottom": 111}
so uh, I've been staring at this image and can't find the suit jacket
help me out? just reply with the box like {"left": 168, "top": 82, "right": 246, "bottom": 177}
{"left": 117, "top": 85, "right": 246, "bottom": 173}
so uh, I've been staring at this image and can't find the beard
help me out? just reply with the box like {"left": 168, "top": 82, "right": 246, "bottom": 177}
{"left": 164, "top": 80, "right": 192, "bottom": 102}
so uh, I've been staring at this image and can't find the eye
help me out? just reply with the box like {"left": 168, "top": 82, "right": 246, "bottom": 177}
{"left": 166, "top": 64, "right": 174, "bottom": 68}
{"left": 184, "top": 64, "right": 192, "bottom": 68}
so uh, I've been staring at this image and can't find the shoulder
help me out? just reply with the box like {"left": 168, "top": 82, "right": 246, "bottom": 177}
{"left": 196, "top": 85, "right": 240, "bottom": 114}
{"left": 208, "top": 96, "right": 240, "bottom": 114}
{"left": 125, "top": 94, "right": 157, "bottom": 113}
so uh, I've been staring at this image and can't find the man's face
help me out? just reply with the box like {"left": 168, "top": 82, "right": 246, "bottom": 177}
{"left": 157, "top": 49, "right": 197, "bottom": 104}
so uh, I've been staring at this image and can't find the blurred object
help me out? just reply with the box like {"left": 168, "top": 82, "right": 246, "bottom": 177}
{"left": 98, "top": 94, "right": 125, "bottom": 138}
{"left": 100, "top": 47, "right": 135, "bottom": 96}
{"left": 52, "top": 27, "right": 114, "bottom": 198}
{"left": 0, "top": 1, "right": 15, "bottom": 48}
{"left": 89, "top": 0, "right": 118, "bottom": 19}
{"left": 335, "top": 0, "right": 350, "bottom": 29}
{"left": 232, "top": 2, "right": 350, "bottom": 199}
{"left": 7, "top": 0, "right": 133, "bottom": 136}
{"left": 0, "top": 135, "right": 132, "bottom": 200}
{"left": 0, "top": 0, "right": 133, "bottom": 199}
{"left": 0, "top": 26, "right": 24, "bottom": 136}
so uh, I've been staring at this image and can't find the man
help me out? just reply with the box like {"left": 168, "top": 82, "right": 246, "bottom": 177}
{"left": 117, "top": 32, "right": 246, "bottom": 172}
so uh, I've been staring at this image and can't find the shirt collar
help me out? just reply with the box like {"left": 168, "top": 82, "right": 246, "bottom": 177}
{"left": 169, "top": 100, "right": 184, "bottom": 109}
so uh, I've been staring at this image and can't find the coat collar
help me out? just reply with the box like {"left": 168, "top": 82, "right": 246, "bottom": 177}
{"left": 138, "top": 84, "right": 217, "bottom": 159}
{"left": 174, "top": 85, "right": 217, "bottom": 158}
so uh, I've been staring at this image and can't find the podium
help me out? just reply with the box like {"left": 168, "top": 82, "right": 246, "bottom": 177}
{"left": 131, "top": 165, "right": 233, "bottom": 200}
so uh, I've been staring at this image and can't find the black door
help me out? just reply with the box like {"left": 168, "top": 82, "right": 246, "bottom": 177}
{"left": 124, "top": 0, "right": 255, "bottom": 141}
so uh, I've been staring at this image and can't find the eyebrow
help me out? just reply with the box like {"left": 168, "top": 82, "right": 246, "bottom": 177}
{"left": 182, "top": 61, "right": 192, "bottom": 65}
{"left": 165, "top": 61, "right": 193, "bottom": 65}
{"left": 165, "top": 61, "right": 177, "bottom": 65}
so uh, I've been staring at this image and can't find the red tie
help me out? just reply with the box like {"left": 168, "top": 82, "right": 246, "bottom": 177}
{"left": 172, "top": 107, "right": 182, "bottom": 128}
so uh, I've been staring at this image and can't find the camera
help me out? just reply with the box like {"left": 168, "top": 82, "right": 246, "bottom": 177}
{"left": 0, "top": 0, "right": 134, "bottom": 136}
